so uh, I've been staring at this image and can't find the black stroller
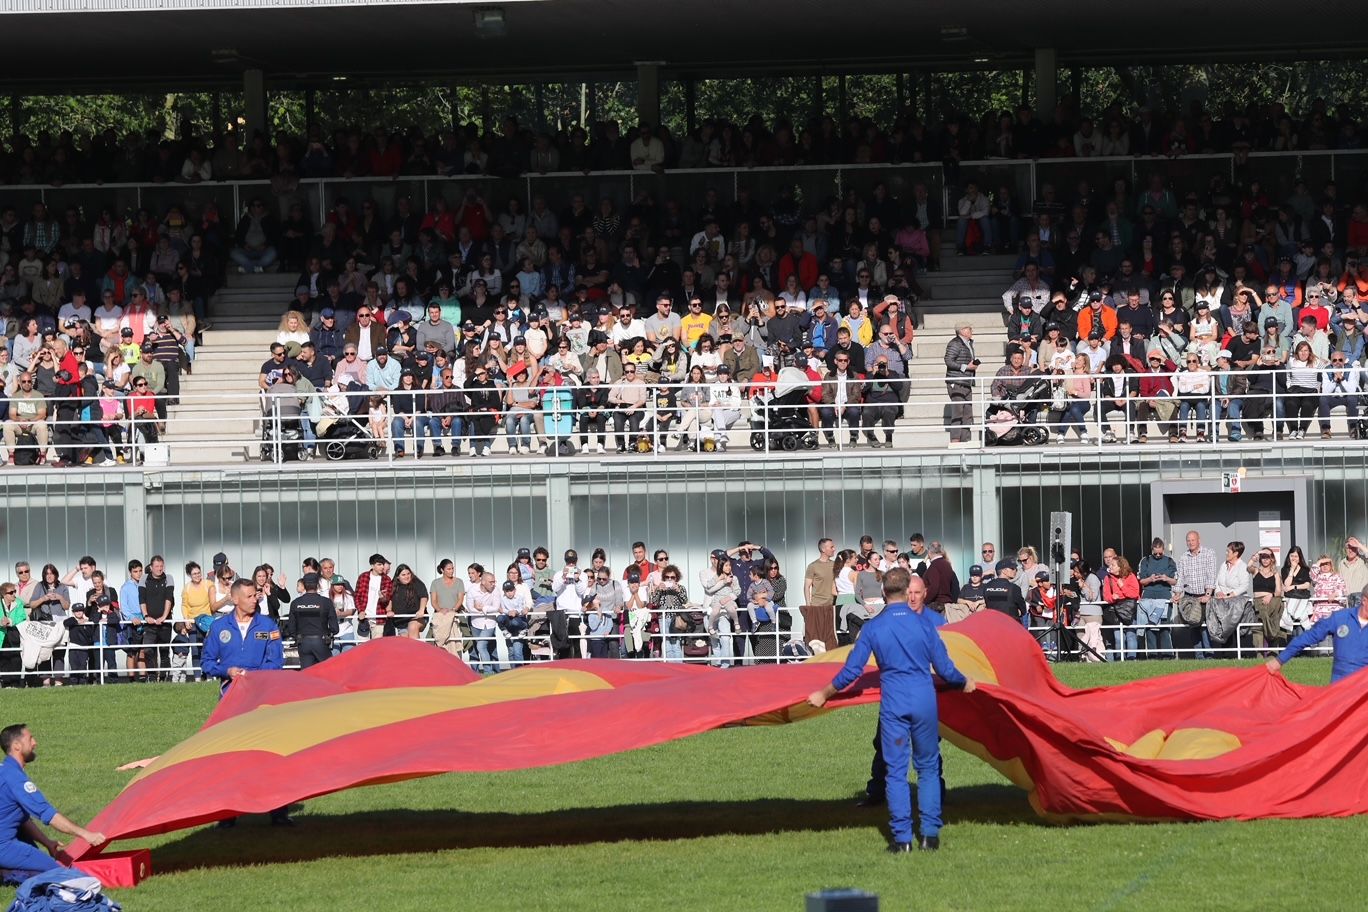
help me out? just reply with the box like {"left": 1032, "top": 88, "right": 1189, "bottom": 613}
{"left": 320, "top": 385, "right": 381, "bottom": 460}
{"left": 984, "top": 375, "right": 1053, "bottom": 447}
{"left": 749, "top": 367, "right": 819, "bottom": 451}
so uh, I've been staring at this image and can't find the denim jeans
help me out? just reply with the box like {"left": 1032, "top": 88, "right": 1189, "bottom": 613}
{"left": 390, "top": 416, "right": 417, "bottom": 454}
{"left": 506, "top": 635, "right": 526, "bottom": 668}
{"left": 1136, "top": 598, "right": 1174, "bottom": 657}
{"left": 711, "top": 613, "right": 736, "bottom": 668}
{"left": 472, "top": 625, "right": 498, "bottom": 673}
{"left": 439, "top": 415, "right": 465, "bottom": 451}
{"left": 1179, "top": 398, "right": 1209, "bottom": 434}
{"left": 1059, "top": 400, "right": 1089, "bottom": 439}
{"left": 1215, "top": 399, "right": 1243, "bottom": 440}
{"left": 229, "top": 246, "right": 278, "bottom": 271}
{"left": 818, "top": 405, "right": 862, "bottom": 439}
{"left": 505, "top": 411, "right": 535, "bottom": 449}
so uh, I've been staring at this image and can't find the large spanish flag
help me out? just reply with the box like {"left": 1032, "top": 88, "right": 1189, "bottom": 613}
{"left": 68, "top": 611, "right": 1368, "bottom": 863}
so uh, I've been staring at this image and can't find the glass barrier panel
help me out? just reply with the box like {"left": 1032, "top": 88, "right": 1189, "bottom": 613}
{"left": 1244, "top": 153, "right": 1332, "bottom": 204}
{"left": 319, "top": 178, "right": 426, "bottom": 224}
{"left": 1135, "top": 155, "right": 1233, "bottom": 205}
{"left": 526, "top": 172, "right": 634, "bottom": 220}
{"left": 1334, "top": 151, "right": 1368, "bottom": 198}
{"left": 43, "top": 186, "right": 142, "bottom": 222}
{"left": 1034, "top": 159, "right": 1135, "bottom": 205}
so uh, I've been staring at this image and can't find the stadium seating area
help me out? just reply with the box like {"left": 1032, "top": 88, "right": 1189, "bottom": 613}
{"left": 5, "top": 533, "right": 1366, "bottom": 685}
{"left": 3, "top": 100, "right": 1368, "bottom": 465}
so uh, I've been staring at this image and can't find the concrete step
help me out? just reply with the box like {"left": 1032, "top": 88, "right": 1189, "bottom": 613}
{"left": 224, "top": 273, "right": 300, "bottom": 289}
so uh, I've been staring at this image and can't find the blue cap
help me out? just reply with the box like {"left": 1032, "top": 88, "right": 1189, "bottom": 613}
{"left": 995, "top": 559, "right": 1016, "bottom": 573}
{"left": 319, "top": 307, "right": 336, "bottom": 318}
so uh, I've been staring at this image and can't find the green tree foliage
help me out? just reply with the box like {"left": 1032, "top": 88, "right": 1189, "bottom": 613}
{"left": 12, "top": 60, "right": 1368, "bottom": 143}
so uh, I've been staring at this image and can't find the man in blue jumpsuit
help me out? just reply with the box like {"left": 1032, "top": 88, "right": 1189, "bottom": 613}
{"left": 201, "top": 578, "right": 289, "bottom": 827}
{"left": 0, "top": 724, "right": 106, "bottom": 882}
{"left": 860, "top": 576, "right": 948, "bottom": 806}
{"left": 808, "top": 568, "right": 976, "bottom": 852}
{"left": 1267, "top": 584, "right": 1368, "bottom": 682}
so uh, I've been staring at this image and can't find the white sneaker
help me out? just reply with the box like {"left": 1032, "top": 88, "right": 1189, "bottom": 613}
{"left": 1080, "top": 434, "right": 1092, "bottom": 444}
{"left": 1102, "top": 431, "right": 1117, "bottom": 443}
{"left": 253, "top": 266, "right": 264, "bottom": 274}
{"left": 98, "top": 458, "right": 116, "bottom": 467}
{"left": 482, "top": 446, "right": 493, "bottom": 457}
{"left": 236, "top": 265, "right": 246, "bottom": 274}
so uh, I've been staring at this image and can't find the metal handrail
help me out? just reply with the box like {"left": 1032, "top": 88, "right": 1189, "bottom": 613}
{"left": 0, "top": 364, "right": 1360, "bottom": 469}
{"left": 12, "top": 147, "right": 1363, "bottom": 233}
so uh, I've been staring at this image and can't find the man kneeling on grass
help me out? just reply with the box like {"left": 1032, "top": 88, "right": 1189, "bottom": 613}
{"left": 808, "top": 569, "right": 975, "bottom": 853}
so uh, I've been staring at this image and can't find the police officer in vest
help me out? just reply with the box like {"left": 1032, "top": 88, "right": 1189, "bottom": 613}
{"left": 286, "top": 573, "right": 338, "bottom": 669}
{"left": 0, "top": 724, "right": 106, "bottom": 880}
{"left": 983, "top": 559, "right": 1026, "bottom": 619}
{"left": 201, "top": 578, "right": 292, "bottom": 827}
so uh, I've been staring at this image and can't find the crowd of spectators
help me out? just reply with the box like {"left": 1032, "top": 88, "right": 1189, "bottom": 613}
{"left": 254, "top": 177, "right": 932, "bottom": 456}
{"left": 7, "top": 97, "right": 1368, "bottom": 463}
{"left": 3, "top": 96, "right": 1365, "bottom": 189}
{"left": 5, "top": 528, "right": 1362, "bottom": 686}
{"left": 957, "top": 163, "right": 1368, "bottom": 443}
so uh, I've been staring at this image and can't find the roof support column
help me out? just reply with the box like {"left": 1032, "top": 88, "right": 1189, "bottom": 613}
{"left": 1033, "top": 48, "right": 1056, "bottom": 118}
{"left": 635, "top": 61, "right": 661, "bottom": 127}
{"left": 243, "top": 68, "right": 267, "bottom": 142}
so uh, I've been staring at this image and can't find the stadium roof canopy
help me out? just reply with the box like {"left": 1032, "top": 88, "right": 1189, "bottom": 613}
{"left": 2, "top": 0, "right": 1365, "bottom": 91}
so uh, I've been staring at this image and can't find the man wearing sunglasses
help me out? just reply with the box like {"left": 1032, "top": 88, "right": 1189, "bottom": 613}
{"left": 344, "top": 306, "right": 386, "bottom": 363}
{"left": 1318, "top": 351, "right": 1362, "bottom": 439}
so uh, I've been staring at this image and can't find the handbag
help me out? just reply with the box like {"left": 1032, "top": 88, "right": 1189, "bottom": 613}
{"left": 1113, "top": 598, "right": 1137, "bottom": 625}
{"left": 682, "top": 637, "right": 710, "bottom": 657}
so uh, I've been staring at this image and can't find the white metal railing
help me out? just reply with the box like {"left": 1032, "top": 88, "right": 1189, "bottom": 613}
{"left": 11, "top": 147, "right": 1365, "bottom": 238}
{"left": 0, "top": 366, "right": 1362, "bottom": 469}
{"left": 0, "top": 602, "right": 1333, "bottom": 684}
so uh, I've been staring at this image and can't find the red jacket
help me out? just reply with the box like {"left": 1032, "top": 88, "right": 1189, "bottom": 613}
{"left": 352, "top": 571, "right": 393, "bottom": 621}
{"left": 1138, "top": 361, "right": 1176, "bottom": 397}
{"left": 777, "top": 251, "right": 818, "bottom": 291}
{"left": 1103, "top": 573, "right": 1140, "bottom": 602}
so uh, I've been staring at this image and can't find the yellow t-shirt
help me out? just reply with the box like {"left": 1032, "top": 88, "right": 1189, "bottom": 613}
{"left": 681, "top": 313, "right": 713, "bottom": 348}
{"left": 181, "top": 580, "right": 215, "bottom": 623}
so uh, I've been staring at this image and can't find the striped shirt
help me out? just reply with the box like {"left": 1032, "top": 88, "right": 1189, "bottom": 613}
{"left": 1175, "top": 546, "right": 1218, "bottom": 596}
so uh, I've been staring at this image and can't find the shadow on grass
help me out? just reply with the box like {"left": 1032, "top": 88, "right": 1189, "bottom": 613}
{"left": 151, "top": 784, "right": 1035, "bottom": 874}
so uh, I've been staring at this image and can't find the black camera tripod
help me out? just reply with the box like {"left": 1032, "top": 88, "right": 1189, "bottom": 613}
{"left": 1031, "top": 538, "right": 1107, "bottom": 663}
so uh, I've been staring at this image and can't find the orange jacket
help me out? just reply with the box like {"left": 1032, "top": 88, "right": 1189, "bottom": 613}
{"left": 1076, "top": 305, "right": 1119, "bottom": 341}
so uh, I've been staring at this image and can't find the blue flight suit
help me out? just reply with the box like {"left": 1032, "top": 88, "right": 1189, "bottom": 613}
{"left": 865, "top": 607, "right": 946, "bottom": 800}
{"left": 0, "top": 756, "right": 62, "bottom": 877}
{"left": 1278, "top": 607, "right": 1368, "bottom": 682}
{"left": 201, "top": 612, "right": 285, "bottom": 694}
{"left": 829, "top": 602, "right": 966, "bottom": 842}
{"left": 200, "top": 612, "right": 289, "bottom": 825}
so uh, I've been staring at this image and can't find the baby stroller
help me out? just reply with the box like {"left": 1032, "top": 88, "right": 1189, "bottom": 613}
{"left": 985, "top": 375, "right": 1052, "bottom": 447}
{"left": 321, "top": 416, "right": 380, "bottom": 460}
{"left": 260, "top": 420, "right": 311, "bottom": 463}
{"left": 749, "top": 367, "right": 819, "bottom": 451}
{"left": 315, "top": 388, "right": 380, "bottom": 460}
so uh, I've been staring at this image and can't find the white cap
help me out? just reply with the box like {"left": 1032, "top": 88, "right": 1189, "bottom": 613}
{"left": 1217, "top": 349, "right": 1233, "bottom": 360}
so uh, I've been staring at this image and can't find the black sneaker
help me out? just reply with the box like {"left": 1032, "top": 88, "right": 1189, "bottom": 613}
{"left": 918, "top": 836, "right": 940, "bottom": 851}
{"left": 433, "top": 446, "right": 446, "bottom": 457}
{"left": 855, "top": 793, "right": 885, "bottom": 807}
{"left": 887, "top": 841, "right": 914, "bottom": 854}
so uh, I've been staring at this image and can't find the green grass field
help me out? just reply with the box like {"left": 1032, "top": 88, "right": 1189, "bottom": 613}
{"left": 1, "top": 658, "right": 1358, "bottom": 911}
